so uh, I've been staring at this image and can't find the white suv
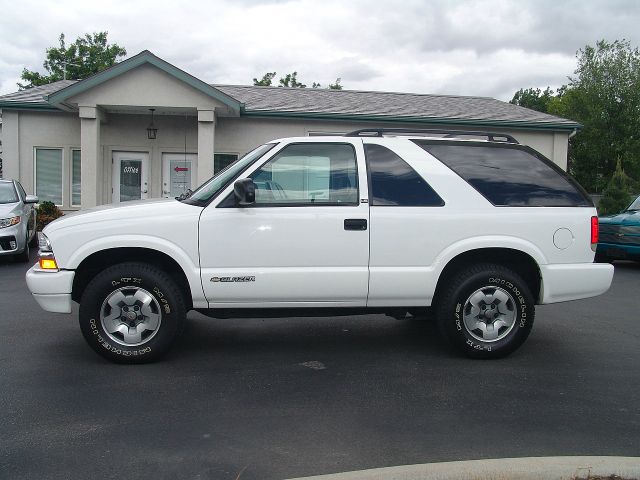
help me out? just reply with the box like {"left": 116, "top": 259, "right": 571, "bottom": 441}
{"left": 26, "top": 129, "right": 614, "bottom": 363}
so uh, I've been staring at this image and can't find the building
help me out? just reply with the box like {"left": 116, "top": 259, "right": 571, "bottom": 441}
{"left": 0, "top": 50, "right": 580, "bottom": 211}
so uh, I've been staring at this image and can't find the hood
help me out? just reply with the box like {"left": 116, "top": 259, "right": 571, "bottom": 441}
{"left": 0, "top": 202, "right": 21, "bottom": 218}
{"left": 599, "top": 210, "right": 640, "bottom": 225}
{"left": 43, "top": 198, "right": 202, "bottom": 234}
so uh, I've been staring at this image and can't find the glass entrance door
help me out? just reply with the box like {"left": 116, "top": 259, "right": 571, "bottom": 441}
{"left": 162, "top": 153, "right": 197, "bottom": 198}
{"left": 112, "top": 152, "right": 150, "bottom": 203}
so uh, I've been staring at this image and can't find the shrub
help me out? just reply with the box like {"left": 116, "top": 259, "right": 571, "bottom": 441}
{"left": 36, "top": 201, "right": 64, "bottom": 231}
{"left": 598, "top": 159, "right": 632, "bottom": 215}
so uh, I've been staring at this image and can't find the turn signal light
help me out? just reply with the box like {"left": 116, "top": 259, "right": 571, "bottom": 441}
{"left": 591, "top": 216, "right": 599, "bottom": 251}
{"left": 39, "top": 258, "right": 58, "bottom": 270}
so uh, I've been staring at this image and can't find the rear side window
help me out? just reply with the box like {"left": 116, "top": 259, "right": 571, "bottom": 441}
{"left": 414, "top": 141, "right": 592, "bottom": 207}
{"left": 364, "top": 143, "right": 444, "bottom": 206}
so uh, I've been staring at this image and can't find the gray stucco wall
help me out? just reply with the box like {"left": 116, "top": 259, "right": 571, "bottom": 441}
{"left": 0, "top": 108, "right": 570, "bottom": 210}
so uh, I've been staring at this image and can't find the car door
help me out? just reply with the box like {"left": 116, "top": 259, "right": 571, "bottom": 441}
{"left": 198, "top": 139, "right": 370, "bottom": 307}
{"left": 15, "top": 182, "right": 35, "bottom": 240}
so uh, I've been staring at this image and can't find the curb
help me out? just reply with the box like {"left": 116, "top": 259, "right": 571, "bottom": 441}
{"left": 285, "top": 456, "right": 640, "bottom": 480}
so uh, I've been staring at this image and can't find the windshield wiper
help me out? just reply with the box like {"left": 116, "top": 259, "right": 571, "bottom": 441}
{"left": 176, "top": 189, "right": 193, "bottom": 201}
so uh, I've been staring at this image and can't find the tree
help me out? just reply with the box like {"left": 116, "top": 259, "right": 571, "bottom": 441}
{"left": 510, "top": 87, "right": 555, "bottom": 112}
{"left": 253, "top": 72, "right": 276, "bottom": 86}
{"left": 510, "top": 39, "right": 640, "bottom": 193}
{"left": 279, "top": 72, "right": 306, "bottom": 88}
{"left": 598, "top": 159, "right": 632, "bottom": 215}
{"left": 18, "top": 32, "right": 126, "bottom": 89}
{"left": 252, "top": 71, "right": 344, "bottom": 89}
{"left": 328, "top": 78, "right": 343, "bottom": 90}
{"left": 556, "top": 40, "right": 640, "bottom": 192}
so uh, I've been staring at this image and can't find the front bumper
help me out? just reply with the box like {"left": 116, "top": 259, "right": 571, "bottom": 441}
{"left": 25, "top": 265, "right": 75, "bottom": 313}
{"left": 539, "top": 262, "right": 614, "bottom": 304}
{"left": 0, "top": 223, "right": 26, "bottom": 255}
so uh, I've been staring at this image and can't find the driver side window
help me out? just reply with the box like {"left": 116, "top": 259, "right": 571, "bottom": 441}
{"left": 250, "top": 143, "right": 358, "bottom": 206}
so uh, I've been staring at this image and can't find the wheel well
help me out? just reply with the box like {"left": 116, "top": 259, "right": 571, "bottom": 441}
{"left": 71, "top": 247, "right": 193, "bottom": 309}
{"left": 433, "top": 248, "right": 542, "bottom": 305}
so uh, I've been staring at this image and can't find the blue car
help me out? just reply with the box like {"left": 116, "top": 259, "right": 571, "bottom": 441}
{"left": 597, "top": 194, "right": 640, "bottom": 262}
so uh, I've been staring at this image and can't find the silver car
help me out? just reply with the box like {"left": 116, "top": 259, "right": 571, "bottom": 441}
{"left": 0, "top": 179, "right": 38, "bottom": 262}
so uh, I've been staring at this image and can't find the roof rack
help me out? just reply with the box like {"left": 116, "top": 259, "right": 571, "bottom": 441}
{"left": 344, "top": 128, "right": 519, "bottom": 144}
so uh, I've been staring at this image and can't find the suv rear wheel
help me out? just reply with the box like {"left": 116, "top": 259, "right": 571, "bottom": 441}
{"left": 79, "top": 262, "right": 186, "bottom": 364}
{"left": 436, "top": 263, "right": 535, "bottom": 359}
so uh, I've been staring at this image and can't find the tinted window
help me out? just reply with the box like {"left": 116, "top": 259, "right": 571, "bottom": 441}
{"left": 16, "top": 182, "right": 27, "bottom": 201}
{"left": 364, "top": 143, "right": 444, "bottom": 206}
{"left": 250, "top": 143, "right": 358, "bottom": 205}
{"left": 415, "top": 141, "right": 592, "bottom": 207}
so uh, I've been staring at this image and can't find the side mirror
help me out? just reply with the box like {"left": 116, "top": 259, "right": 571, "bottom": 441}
{"left": 24, "top": 195, "right": 39, "bottom": 204}
{"left": 234, "top": 178, "right": 255, "bottom": 207}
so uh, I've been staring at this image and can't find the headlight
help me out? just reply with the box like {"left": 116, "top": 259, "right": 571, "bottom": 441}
{"left": 38, "top": 232, "right": 53, "bottom": 252}
{"left": 37, "top": 233, "right": 58, "bottom": 271}
{"left": 0, "top": 216, "right": 20, "bottom": 228}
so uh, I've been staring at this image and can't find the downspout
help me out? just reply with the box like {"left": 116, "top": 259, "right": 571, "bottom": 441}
{"left": 566, "top": 128, "right": 578, "bottom": 174}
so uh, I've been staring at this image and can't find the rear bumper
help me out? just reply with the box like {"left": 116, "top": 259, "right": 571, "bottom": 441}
{"left": 540, "top": 263, "right": 614, "bottom": 304}
{"left": 25, "top": 265, "right": 75, "bottom": 313}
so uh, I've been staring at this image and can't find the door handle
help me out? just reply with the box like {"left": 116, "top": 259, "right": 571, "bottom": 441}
{"left": 344, "top": 218, "right": 367, "bottom": 231}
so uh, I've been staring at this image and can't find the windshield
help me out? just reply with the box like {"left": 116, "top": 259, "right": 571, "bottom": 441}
{"left": 627, "top": 195, "right": 640, "bottom": 211}
{"left": 0, "top": 183, "right": 19, "bottom": 204}
{"left": 183, "top": 143, "right": 277, "bottom": 206}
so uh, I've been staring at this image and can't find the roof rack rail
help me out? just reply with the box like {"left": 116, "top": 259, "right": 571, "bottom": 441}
{"left": 344, "top": 128, "right": 519, "bottom": 144}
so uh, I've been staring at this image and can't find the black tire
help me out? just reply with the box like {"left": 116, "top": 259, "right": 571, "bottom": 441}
{"left": 15, "top": 232, "right": 30, "bottom": 263}
{"left": 436, "top": 263, "right": 535, "bottom": 359}
{"left": 29, "top": 230, "right": 38, "bottom": 248}
{"left": 79, "top": 262, "right": 186, "bottom": 364}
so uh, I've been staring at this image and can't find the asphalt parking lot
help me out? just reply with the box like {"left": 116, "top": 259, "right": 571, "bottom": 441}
{"left": 1, "top": 254, "right": 639, "bottom": 480}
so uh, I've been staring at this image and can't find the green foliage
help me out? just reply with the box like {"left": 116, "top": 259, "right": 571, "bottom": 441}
{"left": 253, "top": 71, "right": 344, "bottom": 89}
{"left": 19, "top": 32, "right": 127, "bottom": 89}
{"left": 36, "top": 201, "right": 64, "bottom": 231}
{"left": 598, "top": 159, "right": 632, "bottom": 215}
{"left": 328, "top": 78, "right": 343, "bottom": 90}
{"left": 510, "top": 87, "right": 555, "bottom": 112}
{"left": 279, "top": 72, "right": 306, "bottom": 88}
{"left": 511, "top": 39, "right": 640, "bottom": 193}
{"left": 253, "top": 72, "right": 276, "bottom": 86}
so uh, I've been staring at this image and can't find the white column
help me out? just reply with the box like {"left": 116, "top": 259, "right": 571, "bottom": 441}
{"left": 1, "top": 111, "right": 20, "bottom": 183}
{"left": 197, "top": 109, "right": 216, "bottom": 184}
{"left": 79, "top": 106, "right": 102, "bottom": 208}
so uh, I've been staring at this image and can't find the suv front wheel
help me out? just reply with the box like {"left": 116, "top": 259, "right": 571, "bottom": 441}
{"left": 79, "top": 262, "right": 186, "bottom": 363}
{"left": 436, "top": 263, "right": 535, "bottom": 359}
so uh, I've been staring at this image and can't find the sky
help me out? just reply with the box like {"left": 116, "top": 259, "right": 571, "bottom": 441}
{"left": 1, "top": 0, "right": 639, "bottom": 100}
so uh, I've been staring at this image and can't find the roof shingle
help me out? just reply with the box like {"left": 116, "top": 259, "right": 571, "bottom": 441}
{"left": 215, "top": 84, "right": 578, "bottom": 127}
{"left": 0, "top": 79, "right": 579, "bottom": 129}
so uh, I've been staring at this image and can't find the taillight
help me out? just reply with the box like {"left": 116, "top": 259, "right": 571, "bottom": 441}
{"left": 591, "top": 216, "right": 599, "bottom": 251}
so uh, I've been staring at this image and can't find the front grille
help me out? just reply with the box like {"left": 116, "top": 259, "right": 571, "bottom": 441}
{"left": 599, "top": 224, "right": 640, "bottom": 245}
{"left": 0, "top": 235, "right": 17, "bottom": 251}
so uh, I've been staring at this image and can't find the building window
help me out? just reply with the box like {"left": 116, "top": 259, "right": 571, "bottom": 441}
{"left": 71, "top": 149, "right": 81, "bottom": 206}
{"left": 35, "top": 148, "right": 63, "bottom": 205}
{"left": 214, "top": 153, "right": 239, "bottom": 174}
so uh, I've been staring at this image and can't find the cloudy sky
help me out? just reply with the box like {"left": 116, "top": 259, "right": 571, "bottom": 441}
{"left": 1, "top": 0, "right": 639, "bottom": 100}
